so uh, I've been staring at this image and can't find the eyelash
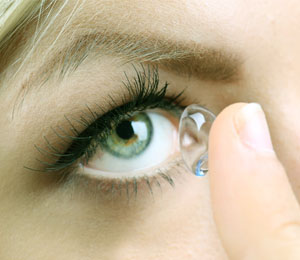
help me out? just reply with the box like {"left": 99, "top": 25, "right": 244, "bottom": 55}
{"left": 26, "top": 66, "right": 187, "bottom": 196}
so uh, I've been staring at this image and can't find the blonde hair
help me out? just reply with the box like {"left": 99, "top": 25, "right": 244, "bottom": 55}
{"left": 0, "top": 0, "right": 65, "bottom": 85}
{"left": 0, "top": 0, "right": 41, "bottom": 48}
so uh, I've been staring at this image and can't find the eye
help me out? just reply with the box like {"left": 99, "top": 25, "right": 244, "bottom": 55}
{"left": 29, "top": 67, "right": 187, "bottom": 191}
{"left": 82, "top": 109, "right": 179, "bottom": 179}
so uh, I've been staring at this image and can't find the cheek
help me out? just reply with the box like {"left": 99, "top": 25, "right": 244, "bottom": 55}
{"left": 0, "top": 167, "right": 227, "bottom": 259}
{"left": 80, "top": 172, "right": 227, "bottom": 259}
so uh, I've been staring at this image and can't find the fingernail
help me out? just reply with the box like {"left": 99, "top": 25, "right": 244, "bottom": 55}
{"left": 235, "top": 103, "right": 274, "bottom": 152}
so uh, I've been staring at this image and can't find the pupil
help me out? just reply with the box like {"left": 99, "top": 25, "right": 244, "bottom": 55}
{"left": 116, "top": 120, "right": 134, "bottom": 140}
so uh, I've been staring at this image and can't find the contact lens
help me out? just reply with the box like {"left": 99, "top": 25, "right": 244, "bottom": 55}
{"left": 179, "top": 104, "right": 216, "bottom": 176}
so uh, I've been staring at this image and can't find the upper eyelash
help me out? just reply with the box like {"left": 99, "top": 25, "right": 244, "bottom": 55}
{"left": 26, "top": 66, "right": 186, "bottom": 176}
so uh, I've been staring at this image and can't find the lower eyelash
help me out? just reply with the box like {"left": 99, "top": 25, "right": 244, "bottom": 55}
{"left": 59, "top": 157, "right": 187, "bottom": 201}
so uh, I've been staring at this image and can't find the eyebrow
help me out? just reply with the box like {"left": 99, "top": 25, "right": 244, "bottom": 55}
{"left": 24, "top": 31, "right": 243, "bottom": 89}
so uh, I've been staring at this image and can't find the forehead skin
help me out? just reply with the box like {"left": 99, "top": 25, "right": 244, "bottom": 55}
{"left": 0, "top": 0, "right": 300, "bottom": 259}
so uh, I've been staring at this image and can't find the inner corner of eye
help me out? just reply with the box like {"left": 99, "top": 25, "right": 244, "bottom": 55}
{"left": 79, "top": 109, "right": 181, "bottom": 180}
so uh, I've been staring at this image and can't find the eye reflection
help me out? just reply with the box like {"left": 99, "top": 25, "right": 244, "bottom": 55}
{"left": 82, "top": 109, "right": 180, "bottom": 179}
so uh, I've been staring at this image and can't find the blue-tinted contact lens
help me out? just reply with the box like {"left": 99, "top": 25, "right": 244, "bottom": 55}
{"left": 179, "top": 104, "right": 216, "bottom": 176}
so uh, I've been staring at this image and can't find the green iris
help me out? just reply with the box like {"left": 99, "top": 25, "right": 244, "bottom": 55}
{"left": 102, "top": 112, "right": 153, "bottom": 158}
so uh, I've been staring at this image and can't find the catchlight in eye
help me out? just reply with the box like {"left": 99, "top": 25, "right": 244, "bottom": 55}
{"left": 179, "top": 104, "right": 216, "bottom": 177}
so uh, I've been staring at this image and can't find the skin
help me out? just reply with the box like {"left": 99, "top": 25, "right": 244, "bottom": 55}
{"left": 0, "top": 0, "right": 300, "bottom": 259}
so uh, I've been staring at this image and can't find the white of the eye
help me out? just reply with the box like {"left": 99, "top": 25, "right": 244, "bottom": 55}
{"left": 82, "top": 111, "right": 178, "bottom": 179}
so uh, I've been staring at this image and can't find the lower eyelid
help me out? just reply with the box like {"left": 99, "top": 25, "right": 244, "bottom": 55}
{"left": 60, "top": 155, "right": 186, "bottom": 200}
